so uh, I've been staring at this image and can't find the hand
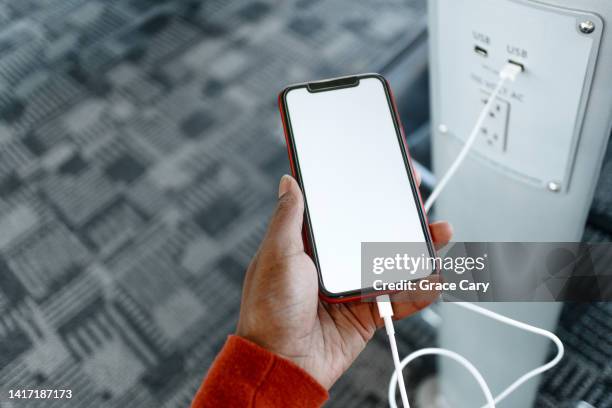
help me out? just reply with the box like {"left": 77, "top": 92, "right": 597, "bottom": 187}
{"left": 236, "top": 174, "right": 452, "bottom": 389}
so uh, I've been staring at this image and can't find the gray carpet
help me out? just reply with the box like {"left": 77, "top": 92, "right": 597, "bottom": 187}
{"left": 0, "top": 1, "right": 428, "bottom": 406}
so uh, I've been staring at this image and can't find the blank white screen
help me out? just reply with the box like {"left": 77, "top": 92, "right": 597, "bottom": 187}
{"left": 285, "top": 77, "right": 427, "bottom": 295}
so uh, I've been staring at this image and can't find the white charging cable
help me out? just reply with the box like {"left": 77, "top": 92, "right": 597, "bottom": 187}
{"left": 379, "top": 62, "right": 564, "bottom": 408}
{"left": 424, "top": 62, "right": 522, "bottom": 212}
{"left": 377, "top": 295, "right": 411, "bottom": 408}
{"left": 386, "top": 301, "right": 564, "bottom": 408}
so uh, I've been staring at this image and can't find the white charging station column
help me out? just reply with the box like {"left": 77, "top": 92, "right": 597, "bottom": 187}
{"left": 428, "top": 0, "right": 612, "bottom": 406}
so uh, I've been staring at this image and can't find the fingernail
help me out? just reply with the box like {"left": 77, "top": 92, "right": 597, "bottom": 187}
{"left": 278, "top": 175, "right": 291, "bottom": 198}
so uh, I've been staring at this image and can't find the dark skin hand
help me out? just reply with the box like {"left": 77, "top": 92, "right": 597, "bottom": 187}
{"left": 236, "top": 174, "right": 453, "bottom": 389}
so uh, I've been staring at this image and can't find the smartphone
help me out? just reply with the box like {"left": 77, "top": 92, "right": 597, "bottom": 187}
{"left": 279, "top": 74, "right": 435, "bottom": 302}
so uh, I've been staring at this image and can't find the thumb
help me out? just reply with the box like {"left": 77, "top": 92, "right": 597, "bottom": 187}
{"left": 260, "top": 175, "right": 305, "bottom": 256}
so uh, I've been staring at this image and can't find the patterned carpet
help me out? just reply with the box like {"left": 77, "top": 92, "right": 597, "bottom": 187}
{"left": 0, "top": 1, "right": 429, "bottom": 406}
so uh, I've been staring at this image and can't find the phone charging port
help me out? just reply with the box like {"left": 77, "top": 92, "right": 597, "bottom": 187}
{"left": 474, "top": 45, "right": 488, "bottom": 57}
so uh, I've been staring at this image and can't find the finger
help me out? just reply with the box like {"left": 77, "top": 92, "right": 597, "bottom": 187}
{"left": 389, "top": 298, "right": 433, "bottom": 322}
{"left": 369, "top": 298, "right": 432, "bottom": 329}
{"left": 390, "top": 275, "right": 441, "bottom": 318}
{"left": 430, "top": 221, "right": 453, "bottom": 250}
{"left": 260, "top": 175, "right": 305, "bottom": 256}
{"left": 413, "top": 165, "right": 421, "bottom": 187}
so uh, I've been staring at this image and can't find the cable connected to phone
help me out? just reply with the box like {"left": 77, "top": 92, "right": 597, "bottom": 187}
{"left": 377, "top": 295, "right": 410, "bottom": 408}
{"left": 378, "top": 62, "right": 564, "bottom": 408}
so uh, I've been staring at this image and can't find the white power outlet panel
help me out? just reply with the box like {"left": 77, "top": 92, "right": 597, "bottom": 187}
{"left": 429, "top": 2, "right": 612, "bottom": 407}
{"left": 434, "top": 0, "right": 603, "bottom": 191}
{"left": 479, "top": 93, "right": 510, "bottom": 153}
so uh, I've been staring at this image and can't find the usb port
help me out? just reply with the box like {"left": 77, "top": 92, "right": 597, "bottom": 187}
{"left": 474, "top": 45, "right": 488, "bottom": 57}
{"left": 508, "top": 59, "right": 525, "bottom": 72}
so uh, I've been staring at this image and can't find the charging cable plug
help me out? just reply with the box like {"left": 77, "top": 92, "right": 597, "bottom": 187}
{"left": 500, "top": 62, "right": 523, "bottom": 82}
{"left": 377, "top": 295, "right": 411, "bottom": 408}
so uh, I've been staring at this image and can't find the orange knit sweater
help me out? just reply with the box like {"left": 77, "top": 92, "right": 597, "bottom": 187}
{"left": 191, "top": 335, "right": 328, "bottom": 407}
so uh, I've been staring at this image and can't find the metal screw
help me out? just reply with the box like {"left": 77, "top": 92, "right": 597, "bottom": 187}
{"left": 438, "top": 124, "right": 448, "bottom": 134}
{"left": 547, "top": 181, "right": 561, "bottom": 193}
{"left": 579, "top": 20, "right": 595, "bottom": 34}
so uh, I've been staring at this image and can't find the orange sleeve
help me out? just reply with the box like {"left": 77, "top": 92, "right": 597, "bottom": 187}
{"left": 191, "top": 335, "right": 328, "bottom": 408}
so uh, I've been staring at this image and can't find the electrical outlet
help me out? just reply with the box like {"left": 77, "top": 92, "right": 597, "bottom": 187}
{"left": 479, "top": 93, "right": 510, "bottom": 153}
